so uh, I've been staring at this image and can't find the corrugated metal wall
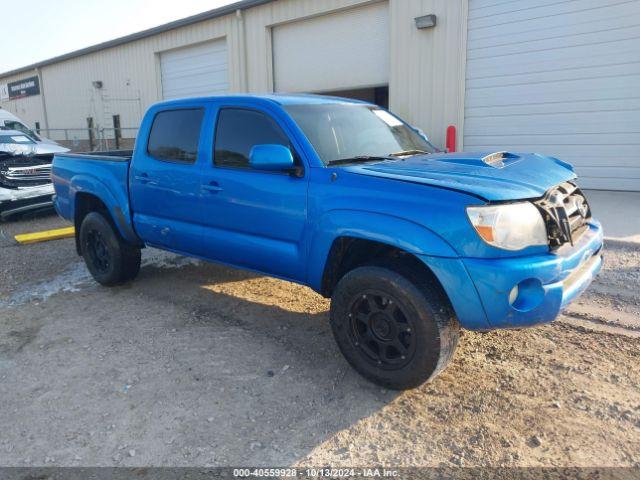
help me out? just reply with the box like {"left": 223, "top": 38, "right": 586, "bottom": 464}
{"left": 30, "top": 13, "right": 239, "bottom": 140}
{"left": 389, "top": 0, "right": 468, "bottom": 149}
{"left": 0, "top": 0, "right": 467, "bottom": 150}
{"left": 464, "top": 0, "right": 640, "bottom": 191}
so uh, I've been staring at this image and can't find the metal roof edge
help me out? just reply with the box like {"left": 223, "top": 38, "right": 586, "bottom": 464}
{"left": 0, "top": 0, "right": 274, "bottom": 79}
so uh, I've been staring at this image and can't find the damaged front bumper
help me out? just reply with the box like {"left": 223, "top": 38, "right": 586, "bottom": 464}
{"left": 0, "top": 184, "right": 55, "bottom": 219}
{"left": 419, "top": 220, "right": 603, "bottom": 331}
{"left": 460, "top": 220, "right": 603, "bottom": 329}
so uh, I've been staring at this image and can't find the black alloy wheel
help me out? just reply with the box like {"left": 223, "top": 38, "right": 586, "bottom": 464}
{"left": 79, "top": 211, "right": 141, "bottom": 286}
{"left": 330, "top": 261, "right": 459, "bottom": 390}
{"left": 348, "top": 290, "right": 416, "bottom": 369}
{"left": 85, "top": 229, "right": 111, "bottom": 274}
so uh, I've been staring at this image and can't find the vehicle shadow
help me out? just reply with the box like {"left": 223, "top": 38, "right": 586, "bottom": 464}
{"left": 0, "top": 242, "right": 420, "bottom": 467}
{"left": 107, "top": 260, "right": 406, "bottom": 465}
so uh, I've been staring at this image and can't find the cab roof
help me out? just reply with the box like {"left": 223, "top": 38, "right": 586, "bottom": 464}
{"left": 155, "top": 93, "right": 372, "bottom": 108}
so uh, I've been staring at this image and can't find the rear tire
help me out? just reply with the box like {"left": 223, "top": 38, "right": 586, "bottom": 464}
{"left": 79, "top": 211, "right": 141, "bottom": 286}
{"left": 330, "top": 261, "right": 459, "bottom": 390}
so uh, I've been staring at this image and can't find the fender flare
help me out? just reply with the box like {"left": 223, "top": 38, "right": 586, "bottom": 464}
{"left": 307, "top": 209, "right": 458, "bottom": 291}
{"left": 69, "top": 174, "right": 140, "bottom": 245}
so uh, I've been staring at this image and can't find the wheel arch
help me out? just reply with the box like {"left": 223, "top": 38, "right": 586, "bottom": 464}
{"left": 308, "top": 210, "right": 458, "bottom": 297}
{"left": 70, "top": 175, "right": 141, "bottom": 254}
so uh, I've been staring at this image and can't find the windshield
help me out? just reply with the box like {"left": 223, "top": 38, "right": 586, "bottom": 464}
{"left": 0, "top": 133, "right": 36, "bottom": 145}
{"left": 284, "top": 103, "right": 436, "bottom": 165}
{"left": 0, "top": 121, "right": 41, "bottom": 141}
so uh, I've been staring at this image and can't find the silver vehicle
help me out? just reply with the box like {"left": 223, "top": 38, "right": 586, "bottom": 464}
{"left": 0, "top": 109, "right": 64, "bottom": 147}
{"left": 0, "top": 130, "right": 68, "bottom": 220}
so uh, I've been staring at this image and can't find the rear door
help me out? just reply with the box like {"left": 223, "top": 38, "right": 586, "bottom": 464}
{"left": 197, "top": 104, "right": 309, "bottom": 281}
{"left": 129, "top": 107, "right": 205, "bottom": 252}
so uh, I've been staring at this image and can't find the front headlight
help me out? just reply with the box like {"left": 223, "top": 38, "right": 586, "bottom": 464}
{"left": 466, "top": 202, "right": 548, "bottom": 251}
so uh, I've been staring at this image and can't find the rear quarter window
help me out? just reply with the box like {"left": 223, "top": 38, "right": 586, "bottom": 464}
{"left": 147, "top": 109, "right": 204, "bottom": 163}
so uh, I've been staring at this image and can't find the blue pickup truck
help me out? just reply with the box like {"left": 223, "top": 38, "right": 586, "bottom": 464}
{"left": 52, "top": 94, "right": 603, "bottom": 389}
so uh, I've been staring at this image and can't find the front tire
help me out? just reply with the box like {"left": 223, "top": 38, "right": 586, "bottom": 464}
{"left": 79, "top": 211, "right": 141, "bottom": 286}
{"left": 330, "top": 263, "right": 459, "bottom": 390}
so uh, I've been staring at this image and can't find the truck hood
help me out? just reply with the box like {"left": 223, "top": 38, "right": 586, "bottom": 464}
{"left": 342, "top": 152, "right": 576, "bottom": 201}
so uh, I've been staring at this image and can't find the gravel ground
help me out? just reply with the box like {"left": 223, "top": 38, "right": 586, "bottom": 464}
{"left": 0, "top": 213, "right": 638, "bottom": 468}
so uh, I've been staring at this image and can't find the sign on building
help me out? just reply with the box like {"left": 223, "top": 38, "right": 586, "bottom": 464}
{"left": 7, "top": 76, "right": 40, "bottom": 99}
{"left": 0, "top": 83, "right": 8, "bottom": 100}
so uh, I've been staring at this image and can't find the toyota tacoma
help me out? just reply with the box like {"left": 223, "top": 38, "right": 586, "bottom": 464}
{"left": 52, "top": 95, "right": 603, "bottom": 389}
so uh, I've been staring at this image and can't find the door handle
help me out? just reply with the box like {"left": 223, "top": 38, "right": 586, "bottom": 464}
{"left": 202, "top": 181, "right": 223, "bottom": 193}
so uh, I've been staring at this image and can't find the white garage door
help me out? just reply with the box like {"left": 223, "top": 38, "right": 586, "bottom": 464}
{"left": 465, "top": 0, "right": 640, "bottom": 191}
{"left": 272, "top": 1, "right": 389, "bottom": 93}
{"left": 160, "top": 39, "right": 228, "bottom": 100}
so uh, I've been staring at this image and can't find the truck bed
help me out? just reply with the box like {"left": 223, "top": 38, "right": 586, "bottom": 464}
{"left": 52, "top": 150, "right": 138, "bottom": 244}
{"left": 58, "top": 150, "right": 134, "bottom": 162}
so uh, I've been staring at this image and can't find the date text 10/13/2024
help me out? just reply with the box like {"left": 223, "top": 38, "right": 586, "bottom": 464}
{"left": 233, "top": 468, "right": 400, "bottom": 477}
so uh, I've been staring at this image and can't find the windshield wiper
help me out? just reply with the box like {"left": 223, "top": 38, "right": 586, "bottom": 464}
{"left": 389, "top": 149, "right": 430, "bottom": 157}
{"left": 327, "top": 155, "right": 395, "bottom": 166}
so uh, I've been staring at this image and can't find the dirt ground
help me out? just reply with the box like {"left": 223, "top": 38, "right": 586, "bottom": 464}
{"left": 0, "top": 212, "right": 638, "bottom": 468}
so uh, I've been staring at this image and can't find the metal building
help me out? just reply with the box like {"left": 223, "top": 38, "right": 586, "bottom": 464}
{"left": 1, "top": 0, "right": 639, "bottom": 190}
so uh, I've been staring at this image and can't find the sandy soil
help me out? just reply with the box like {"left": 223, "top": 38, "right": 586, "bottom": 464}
{"left": 0, "top": 213, "right": 638, "bottom": 467}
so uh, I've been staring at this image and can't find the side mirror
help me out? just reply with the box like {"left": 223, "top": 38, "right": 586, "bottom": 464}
{"left": 249, "top": 144, "right": 294, "bottom": 172}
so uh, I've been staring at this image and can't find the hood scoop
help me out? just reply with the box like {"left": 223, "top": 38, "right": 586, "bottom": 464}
{"left": 343, "top": 151, "right": 577, "bottom": 201}
{"left": 481, "top": 151, "right": 519, "bottom": 169}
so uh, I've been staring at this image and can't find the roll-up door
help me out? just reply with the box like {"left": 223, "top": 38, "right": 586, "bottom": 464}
{"left": 465, "top": 0, "right": 640, "bottom": 190}
{"left": 272, "top": 2, "right": 389, "bottom": 94}
{"left": 160, "top": 39, "right": 228, "bottom": 100}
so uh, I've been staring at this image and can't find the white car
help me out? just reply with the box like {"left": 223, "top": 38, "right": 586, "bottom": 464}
{"left": 0, "top": 129, "right": 68, "bottom": 220}
{"left": 0, "top": 109, "right": 65, "bottom": 148}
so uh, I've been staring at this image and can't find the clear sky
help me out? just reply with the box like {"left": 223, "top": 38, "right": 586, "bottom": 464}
{"left": 1, "top": 0, "right": 237, "bottom": 74}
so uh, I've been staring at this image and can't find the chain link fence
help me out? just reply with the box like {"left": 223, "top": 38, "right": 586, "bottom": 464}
{"left": 38, "top": 127, "right": 139, "bottom": 152}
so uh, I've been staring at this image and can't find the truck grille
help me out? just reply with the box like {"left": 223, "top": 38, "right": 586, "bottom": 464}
{"left": 0, "top": 155, "right": 53, "bottom": 188}
{"left": 535, "top": 181, "right": 591, "bottom": 248}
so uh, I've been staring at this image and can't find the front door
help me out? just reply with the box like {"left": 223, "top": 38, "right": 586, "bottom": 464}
{"left": 129, "top": 107, "right": 205, "bottom": 253}
{"left": 198, "top": 106, "right": 309, "bottom": 281}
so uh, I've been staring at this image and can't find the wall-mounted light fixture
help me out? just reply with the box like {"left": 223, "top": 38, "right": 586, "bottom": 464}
{"left": 415, "top": 14, "right": 437, "bottom": 29}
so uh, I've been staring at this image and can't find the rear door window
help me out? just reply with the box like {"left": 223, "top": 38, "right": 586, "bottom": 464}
{"left": 147, "top": 109, "right": 204, "bottom": 163}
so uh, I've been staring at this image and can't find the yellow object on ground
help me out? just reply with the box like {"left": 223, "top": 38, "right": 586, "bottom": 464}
{"left": 14, "top": 226, "right": 75, "bottom": 245}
